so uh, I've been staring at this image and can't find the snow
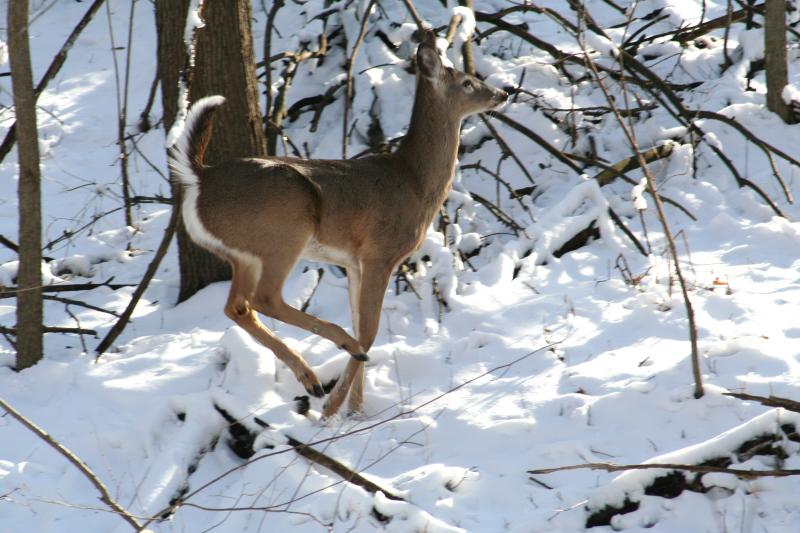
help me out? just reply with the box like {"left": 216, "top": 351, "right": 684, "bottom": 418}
{"left": 1, "top": 1, "right": 800, "bottom": 532}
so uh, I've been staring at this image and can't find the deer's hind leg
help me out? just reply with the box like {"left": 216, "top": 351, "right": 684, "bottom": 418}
{"left": 250, "top": 239, "right": 368, "bottom": 366}
{"left": 224, "top": 256, "right": 324, "bottom": 398}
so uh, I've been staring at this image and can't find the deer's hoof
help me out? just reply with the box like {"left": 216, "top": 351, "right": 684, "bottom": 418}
{"left": 311, "top": 383, "right": 325, "bottom": 398}
{"left": 352, "top": 352, "right": 369, "bottom": 362}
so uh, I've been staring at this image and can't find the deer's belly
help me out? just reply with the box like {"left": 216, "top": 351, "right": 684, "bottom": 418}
{"left": 302, "top": 239, "right": 356, "bottom": 270}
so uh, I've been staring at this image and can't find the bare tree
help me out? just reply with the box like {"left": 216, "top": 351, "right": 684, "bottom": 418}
{"left": 765, "top": 0, "right": 793, "bottom": 122}
{"left": 8, "top": 0, "right": 43, "bottom": 369}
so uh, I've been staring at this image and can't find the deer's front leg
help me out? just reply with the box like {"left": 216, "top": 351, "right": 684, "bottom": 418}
{"left": 323, "top": 260, "right": 394, "bottom": 417}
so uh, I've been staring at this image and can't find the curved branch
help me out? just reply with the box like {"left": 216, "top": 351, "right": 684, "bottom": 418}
{"left": 0, "top": 396, "right": 141, "bottom": 530}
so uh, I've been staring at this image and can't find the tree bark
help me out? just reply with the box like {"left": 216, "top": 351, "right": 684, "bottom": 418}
{"left": 764, "top": 0, "right": 793, "bottom": 122}
{"left": 191, "top": 0, "right": 267, "bottom": 163}
{"left": 8, "top": 0, "right": 43, "bottom": 369}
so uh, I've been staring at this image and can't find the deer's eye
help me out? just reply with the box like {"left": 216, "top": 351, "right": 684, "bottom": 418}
{"left": 462, "top": 79, "right": 473, "bottom": 89}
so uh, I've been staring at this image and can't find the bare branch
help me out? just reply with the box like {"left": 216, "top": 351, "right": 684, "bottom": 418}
{"left": 342, "top": 0, "right": 377, "bottom": 158}
{"left": 0, "top": 277, "right": 134, "bottom": 299}
{"left": 0, "top": 325, "right": 97, "bottom": 336}
{"left": 95, "top": 203, "right": 180, "bottom": 357}
{"left": 0, "top": 396, "right": 141, "bottom": 530}
{"left": 724, "top": 391, "right": 800, "bottom": 413}
{"left": 528, "top": 461, "right": 800, "bottom": 478}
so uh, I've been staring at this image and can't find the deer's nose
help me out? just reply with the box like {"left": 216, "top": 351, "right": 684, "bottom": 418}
{"left": 493, "top": 89, "right": 509, "bottom": 105}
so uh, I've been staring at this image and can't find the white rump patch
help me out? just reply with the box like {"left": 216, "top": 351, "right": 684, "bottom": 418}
{"left": 167, "top": 94, "right": 261, "bottom": 276}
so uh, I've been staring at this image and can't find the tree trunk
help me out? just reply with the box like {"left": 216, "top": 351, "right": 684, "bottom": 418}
{"left": 154, "top": 0, "right": 191, "bottom": 136}
{"left": 764, "top": 0, "right": 793, "bottom": 123}
{"left": 191, "top": 0, "right": 267, "bottom": 163}
{"left": 155, "top": 0, "right": 223, "bottom": 305}
{"left": 8, "top": 0, "right": 43, "bottom": 369}
{"left": 156, "top": 0, "right": 267, "bottom": 303}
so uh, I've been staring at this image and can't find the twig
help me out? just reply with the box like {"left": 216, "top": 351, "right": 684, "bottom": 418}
{"left": 479, "top": 114, "right": 536, "bottom": 184}
{"left": 0, "top": 234, "right": 19, "bottom": 254}
{"left": 286, "top": 432, "right": 403, "bottom": 500}
{"left": 43, "top": 294, "right": 121, "bottom": 317}
{"left": 43, "top": 206, "right": 126, "bottom": 251}
{"left": 300, "top": 268, "right": 324, "bottom": 313}
{"left": 460, "top": 162, "right": 534, "bottom": 220}
{"left": 528, "top": 461, "right": 800, "bottom": 478}
{"left": 401, "top": 0, "right": 426, "bottom": 32}
{"left": 607, "top": 208, "right": 647, "bottom": 256}
{"left": 577, "top": 15, "right": 703, "bottom": 398}
{"left": 95, "top": 200, "right": 180, "bottom": 356}
{"left": 267, "top": 38, "right": 329, "bottom": 155}
{"left": 342, "top": 0, "right": 377, "bottom": 158}
{"left": 468, "top": 191, "right": 524, "bottom": 234}
{"left": 64, "top": 306, "right": 89, "bottom": 353}
{"left": 137, "top": 71, "right": 159, "bottom": 132}
{"left": 691, "top": 109, "right": 794, "bottom": 203}
{"left": 487, "top": 111, "right": 583, "bottom": 175}
{"left": 262, "top": 0, "right": 285, "bottom": 152}
{"left": 105, "top": 0, "right": 134, "bottom": 228}
{"left": 0, "top": 397, "right": 141, "bottom": 530}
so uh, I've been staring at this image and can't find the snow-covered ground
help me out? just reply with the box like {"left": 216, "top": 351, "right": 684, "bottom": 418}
{"left": 1, "top": 1, "right": 800, "bottom": 531}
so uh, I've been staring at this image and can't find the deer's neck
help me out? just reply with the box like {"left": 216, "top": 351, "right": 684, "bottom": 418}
{"left": 396, "top": 81, "right": 462, "bottom": 205}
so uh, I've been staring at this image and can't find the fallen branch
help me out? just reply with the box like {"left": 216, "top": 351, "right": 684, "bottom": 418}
{"left": 213, "top": 405, "right": 404, "bottom": 500}
{"left": 0, "top": 325, "right": 97, "bottom": 336}
{"left": 528, "top": 461, "right": 800, "bottom": 478}
{"left": 623, "top": 2, "right": 765, "bottom": 51}
{"left": 589, "top": 143, "right": 675, "bottom": 187}
{"left": 0, "top": 396, "right": 141, "bottom": 530}
{"left": 0, "top": 277, "right": 134, "bottom": 299}
{"left": 564, "top": 149, "right": 697, "bottom": 221}
{"left": 142, "top": 342, "right": 559, "bottom": 526}
{"left": 724, "top": 391, "right": 800, "bottom": 413}
{"left": 287, "top": 432, "right": 404, "bottom": 501}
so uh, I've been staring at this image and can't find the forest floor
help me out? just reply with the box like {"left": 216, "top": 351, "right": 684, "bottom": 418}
{"left": 1, "top": 1, "right": 800, "bottom": 532}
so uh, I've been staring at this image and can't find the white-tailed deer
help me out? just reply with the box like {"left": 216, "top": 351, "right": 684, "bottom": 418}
{"left": 168, "top": 34, "right": 507, "bottom": 416}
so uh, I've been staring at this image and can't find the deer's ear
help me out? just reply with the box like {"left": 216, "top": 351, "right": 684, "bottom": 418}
{"left": 416, "top": 43, "right": 442, "bottom": 79}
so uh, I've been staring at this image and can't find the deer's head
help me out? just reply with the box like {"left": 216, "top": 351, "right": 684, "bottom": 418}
{"left": 415, "top": 38, "right": 507, "bottom": 119}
